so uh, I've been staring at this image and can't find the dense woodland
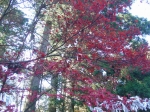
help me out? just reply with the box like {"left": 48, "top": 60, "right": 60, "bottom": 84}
{"left": 1, "top": 0, "right": 150, "bottom": 112}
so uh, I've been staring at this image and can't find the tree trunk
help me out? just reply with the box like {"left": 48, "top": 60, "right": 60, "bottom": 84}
{"left": 24, "top": 21, "right": 51, "bottom": 112}
{"left": 48, "top": 74, "right": 58, "bottom": 112}
{"left": 64, "top": 79, "right": 74, "bottom": 112}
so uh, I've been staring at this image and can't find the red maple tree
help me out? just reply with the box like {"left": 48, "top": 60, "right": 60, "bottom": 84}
{"left": 0, "top": 0, "right": 150, "bottom": 111}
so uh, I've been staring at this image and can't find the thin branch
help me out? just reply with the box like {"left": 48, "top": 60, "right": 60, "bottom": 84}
{"left": 0, "top": 0, "right": 13, "bottom": 24}
{"left": 14, "top": 0, "right": 46, "bottom": 61}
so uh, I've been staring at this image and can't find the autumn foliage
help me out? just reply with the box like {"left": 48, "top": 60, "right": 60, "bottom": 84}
{"left": 0, "top": 0, "right": 150, "bottom": 111}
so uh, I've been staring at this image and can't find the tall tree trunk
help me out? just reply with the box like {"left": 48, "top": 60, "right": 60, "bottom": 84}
{"left": 24, "top": 21, "right": 51, "bottom": 112}
{"left": 64, "top": 79, "right": 74, "bottom": 112}
{"left": 48, "top": 74, "right": 58, "bottom": 112}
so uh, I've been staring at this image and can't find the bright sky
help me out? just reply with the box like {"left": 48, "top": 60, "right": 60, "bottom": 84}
{"left": 20, "top": 0, "right": 150, "bottom": 45}
{"left": 129, "top": 0, "right": 150, "bottom": 45}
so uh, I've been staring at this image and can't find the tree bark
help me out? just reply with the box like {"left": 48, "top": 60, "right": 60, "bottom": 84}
{"left": 48, "top": 74, "right": 58, "bottom": 112}
{"left": 64, "top": 79, "right": 74, "bottom": 112}
{"left": 24, "top": 21, "right": 51, "bottom": 112}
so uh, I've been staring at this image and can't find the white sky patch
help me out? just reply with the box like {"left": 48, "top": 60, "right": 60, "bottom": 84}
{"left": 129, "top": 0, "right": 150, "bottom": 45}
{"left": 129, "top": 1, "right": 150, "bottom": 20}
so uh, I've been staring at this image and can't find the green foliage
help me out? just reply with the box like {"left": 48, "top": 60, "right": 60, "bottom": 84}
{"left": 130, "top": 36, "right": 148, "bottom": 49}
{"left": 117, "top": 13, "right": 150, "bottom": 35}
{"left": 98, "top": 61, "right": 115, "bottom": 76}
{"left": 117, "top": 80, "right": 150, "bottom": 98}
{"left": 48, "top": 98, "right": 64, "bottom": 112}
{"left": 0, "top": 0, "right": 28, "bottom": 39}
{"left": 73, "top": 100, "right": 84, "bottom": 106}
{"left": 0, "top": 0, "right": 28, "bottom": 60}
{"left": 116, "top": 68, "right": 150, "bottom": 98}
{"left": 93, "top": 70, "right": 101, "bottom": 76}
{"left": 1, "top": 9, "right": 28, "bottom": 36}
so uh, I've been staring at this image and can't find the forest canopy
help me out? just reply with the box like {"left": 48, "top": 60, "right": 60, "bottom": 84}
{"left": 0, "top": 0, "right": 150, "bottom": 112}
